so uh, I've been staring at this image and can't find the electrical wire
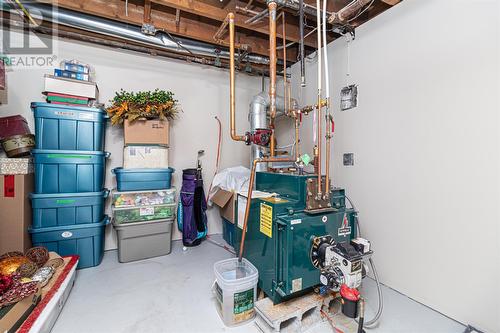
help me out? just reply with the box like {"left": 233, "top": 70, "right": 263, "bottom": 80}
{"left": 345, "top": 195, "right": 383, "bottom": 328}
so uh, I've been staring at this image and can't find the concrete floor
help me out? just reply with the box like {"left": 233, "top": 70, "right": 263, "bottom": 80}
{"left": 52, "top": 237, "right": 465, "bottom": 333}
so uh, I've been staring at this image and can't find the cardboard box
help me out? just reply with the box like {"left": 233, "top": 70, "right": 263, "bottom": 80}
{"left": 211, "top": 189, "right": 236, "bottom": 224}
{"left": 123, "top": 146, "right": 169, "bottom": 169}
{"left": 124, "top": 119, "right": 169, "bottom": 146}
{"left": 0, "top": 288, "right": 41, "bottom": 333}
{"left": 0, "top": 174, "right": 33, "bottom": 253}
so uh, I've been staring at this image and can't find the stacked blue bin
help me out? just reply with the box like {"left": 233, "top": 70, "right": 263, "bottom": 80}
{"left": 29, "top": 103, "right": 110, "bottom": 269}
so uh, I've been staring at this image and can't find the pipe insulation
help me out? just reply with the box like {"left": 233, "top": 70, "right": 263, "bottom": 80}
{"left": 11, "top": 2, "right": 270, "bottom": 65}
{"left": 328, "top": 0, "right": 372, "bottom": 24}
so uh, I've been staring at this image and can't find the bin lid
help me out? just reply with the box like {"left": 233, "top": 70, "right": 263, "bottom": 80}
{"left": 30, "top": 189, "right": 108, "bottom": 199}
{"left": 31, "top": 102, "right": 104, "bottom": 113}
{"left": 31, "top": 149, "right": 110, "bottom": 157}
{"left": 29, "top": 216, "right": 110, "bottom": 233}
{"left": 112, "top": 167, "right": 174, "bottom": 174}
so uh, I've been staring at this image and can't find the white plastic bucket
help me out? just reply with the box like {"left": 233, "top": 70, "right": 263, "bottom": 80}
{"left": 213, "top": 258, "right": 259, "bottom": 327}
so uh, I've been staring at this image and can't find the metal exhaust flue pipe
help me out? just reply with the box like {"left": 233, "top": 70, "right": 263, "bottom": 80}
{"left": 14, "top": 2, "right": 270, "bottom": 65}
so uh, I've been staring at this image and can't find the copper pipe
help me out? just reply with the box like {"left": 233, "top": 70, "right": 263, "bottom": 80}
{"left": 214, "top": 17, "right": 229, "bottom": 42}
{"left": 325, "top": 112, "right": 331, "bottom": 197}
{"left": 235, "top": 5, "right": 260, "bottom": 16}
{"left": 214, "top": 16, "right": 247, "bottom": 49}
{"left": 313, "top": 145, "right": 319, "bottom": 174}
{"left": 282, "top": 11, "right": 287, "bottom": 115}
{"left": 238, "top": 157, "right": 296, "bottom": 262}
{"left": 299, "top": 99, "right": 327, "bottom": 114}
{"left": 295, "top": 113, "right": 300, "bottom": 160}
{"left": 288, "top": 80, "right": 292, "bottom": 117}
{"left": 268, "top": 1, "right": 278, "bottom": 157}
{"left": 228, "top": 13, "right": 246, "bottom": 142}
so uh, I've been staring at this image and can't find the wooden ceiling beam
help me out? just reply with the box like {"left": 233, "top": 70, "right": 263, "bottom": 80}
{"left": 144, "top": 0, "right": 152, "bottom": 23}
{"left": 42, "top": 0, "right": 296, "bottom": 61}
{"left": 150, "top": 0, "right": 318, "bottom": 47}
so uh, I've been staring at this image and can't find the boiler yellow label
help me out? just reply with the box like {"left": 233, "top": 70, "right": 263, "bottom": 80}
{"left": 260, "top": 203, "right": 273, "bottom": 238}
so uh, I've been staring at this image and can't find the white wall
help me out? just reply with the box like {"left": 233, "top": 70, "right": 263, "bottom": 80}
{"left": 290, "top": 1, "right": 500, "bottom": 332}
{"left": 0, "top": 32, "right": 261, "bottom": 249}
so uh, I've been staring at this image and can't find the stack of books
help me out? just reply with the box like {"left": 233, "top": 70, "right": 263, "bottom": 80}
{"left": 43, "top": 61, "right": 98, "bottom": 106}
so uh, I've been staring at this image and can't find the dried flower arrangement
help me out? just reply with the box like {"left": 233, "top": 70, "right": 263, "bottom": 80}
{"left": 106, "top": 89, "right": 180, "bottom": 125}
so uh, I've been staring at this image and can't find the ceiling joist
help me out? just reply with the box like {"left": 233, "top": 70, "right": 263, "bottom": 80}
{"left": 34, "top": 0, "right": 400, "bottom": 65}
{"left": 42, "top": 0, "right": 298, "bottom": 61}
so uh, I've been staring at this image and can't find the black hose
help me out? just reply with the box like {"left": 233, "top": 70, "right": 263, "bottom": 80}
{"left": 357, "top": 317, "right": 365, "bottom": 333}
{"left": 357, "top": 298, "right": 365, "bottom": 333}
{"left": 299, "top": 0, "right": 305, "bottom": 86}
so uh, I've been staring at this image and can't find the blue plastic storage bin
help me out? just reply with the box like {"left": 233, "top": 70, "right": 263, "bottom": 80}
{"left": 112, "top": 168, "right": 174, "bottom": 191}
{"left": 31, "top": 102, "right": 107, "bottom": 151}
{"left": 32, "top": 150, "right": 110, "bottom": 194}
{"left": 29, "top": 216, "right": 109, "bottom": 269}
{"left": 30, "top": 190, "right": 109, "bottom": 229}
